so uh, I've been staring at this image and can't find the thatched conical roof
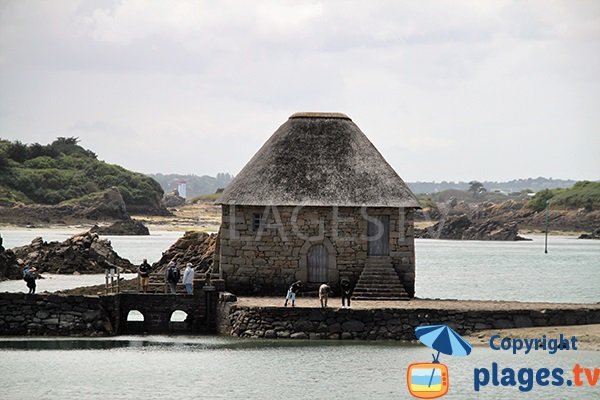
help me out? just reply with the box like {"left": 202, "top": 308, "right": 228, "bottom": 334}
{"left": 216, "top": 112, "right": 420, "bottom": 208}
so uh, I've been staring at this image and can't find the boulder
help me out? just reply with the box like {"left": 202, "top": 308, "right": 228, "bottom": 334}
{"left": 153, "top": 231, "right": 216, "bottom": 272}
{"left": 578, "top": 228, "right": 600, "bottom": 240}
{"left": 8, "top": 231, "right": 135, "bottom": 277}
{"left": 90, "top": 219, "right": 150, "bottom": 236}
{"left": 415, "top": 215, "right": 530, "bottom": 241}
{"left": 80, "top": 187, "right": 129, "bottom": 220}
{"left": 0, "top": 234, "right": 20, "bottom": 280}
{"left": 162, "top": 191, "right": 186, "bottom": 208}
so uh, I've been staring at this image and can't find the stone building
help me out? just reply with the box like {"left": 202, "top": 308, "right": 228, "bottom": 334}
{"left": 215, "top": 112, "right": 420, "bottom": 299}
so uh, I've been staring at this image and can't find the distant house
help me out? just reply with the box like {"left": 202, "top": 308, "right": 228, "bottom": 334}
{"left": 215, "top": 112, "right": 420, "bottom": 299}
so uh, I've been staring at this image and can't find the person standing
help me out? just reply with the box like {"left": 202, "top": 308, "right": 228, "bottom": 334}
{"left": 24, "top": 267, "right": 37, "bottom": 295}
{"left": 165, "top": 261, "right": 180, "bottom": 294}
{"left": 138, "top": 259, "right": 151, "bottom": 293}
{"left": 284, "top": 280, "right": 302, "bottom": 307}
{"left": 182, "top": 262, "right": 195, "bottom": 295}
{"left": 341, "top": 278, "right": 352, "bottom": 308}
{"left": 319, "top": 282, "right": 330, "bottom": 309}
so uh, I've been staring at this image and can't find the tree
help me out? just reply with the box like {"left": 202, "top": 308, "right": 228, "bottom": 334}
{"left": 468, "top": 181, "right": 487, "bottom": 198}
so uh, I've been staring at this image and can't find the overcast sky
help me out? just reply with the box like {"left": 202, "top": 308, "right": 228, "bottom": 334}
{"left": 1, "top": 1, "right": 598, "bottom": 182}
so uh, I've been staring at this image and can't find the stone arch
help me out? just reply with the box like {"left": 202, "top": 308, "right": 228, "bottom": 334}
{"left": 297, "top": 237, "right": 338, "bottom": 285}
{"left": 170, "top": 310, "right": 188, "bottom": 322}
{"left": 126, "top": 309, "right": 145, "bottom": 322}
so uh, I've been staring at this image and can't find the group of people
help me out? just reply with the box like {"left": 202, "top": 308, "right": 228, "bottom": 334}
{"left": 138, "top": 259, "right": 196, "bottom": 295}
{"left": 284, "top": 278, "right": 353, "bottom": 309}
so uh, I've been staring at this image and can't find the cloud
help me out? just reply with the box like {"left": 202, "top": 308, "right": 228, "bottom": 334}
{"left": 0, "top": 0, "right": 599, "bottom": 181}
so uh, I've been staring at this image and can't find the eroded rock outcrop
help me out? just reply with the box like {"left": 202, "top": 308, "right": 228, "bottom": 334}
{"left": 153, "top": 231, "right": 216, "bottom": 272}
{"left": 90, "top": 219, "right": 150, "bottom": 235}
{"left": 0, "top": 187, "right": 129, "bottom": 225}
{"left": 9, "top": 231, "right": 135, "bottom": 276}
{"left": 162, "top": 191, "right": 186, "bottom": 208}
{"left": 415, "top": 215, "right": 530, "bottom": 241}
{"left": 0, "top": 235, "right": 20, "bottom": 280}
{"left": 579, "top": 228, "right": 600, "bottom": 239}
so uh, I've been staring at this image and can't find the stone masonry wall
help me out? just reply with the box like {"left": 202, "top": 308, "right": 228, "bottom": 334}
{"left": 218, "top": 205, "right": 415, "bottom": 296}
{"left": 219, "top": 304, "right": 600, "bottom": 340}
{"left": 0, "top": 293, "right": 116, "bottom": 336}
{"left": 0, "top": 291, "right": 219, "bottom": 336}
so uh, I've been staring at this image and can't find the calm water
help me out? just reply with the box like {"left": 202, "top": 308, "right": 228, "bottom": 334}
{"left": 1, "top": 229, "right": 599, "bottom": 399}
{"left": 0, "top": 337, "right": 598, "bottom": 400}
{"left": 1, "top": 228, "right": 599, "bottom": 303}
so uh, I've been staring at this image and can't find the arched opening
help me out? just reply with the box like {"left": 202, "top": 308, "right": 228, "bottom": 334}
{"left": 307, "top": 244, "right": 328, "bottom": 283}
{"left": 125, "top": 310, "right": 145, "bottom": 334}
{"left": 170, "top": 310, "right": 188, "bottom": 322}
{"left": 127, "top": 310, "right": 144, "bottom": 322}
{"left": 169, "top": 309, "right": 190, "bottom": 333}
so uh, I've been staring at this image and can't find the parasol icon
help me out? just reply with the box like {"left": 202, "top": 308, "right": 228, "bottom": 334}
{"left": 415, "top": 324, "right": 473, "bottom": 388}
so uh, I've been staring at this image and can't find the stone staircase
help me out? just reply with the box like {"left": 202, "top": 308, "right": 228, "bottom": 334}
{"left": 352, "top": 257, "right": 410, "bottom": 301}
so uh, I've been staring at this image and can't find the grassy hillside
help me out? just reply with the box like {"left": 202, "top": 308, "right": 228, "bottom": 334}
{"left": 0, "top": 137, "right": 164, "bottom": 211}
{"left": 528, "top": 181, "right": 600, "bottom": 211}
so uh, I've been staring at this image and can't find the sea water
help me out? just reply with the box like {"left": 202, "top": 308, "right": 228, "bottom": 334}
{"left": 1, "top": 229, "right": 599, "bottom": 399}
{"left": 1, "top": 228, "right": 598, "bottom": 303}
{"left": 0, "top": 336, "right": 598, "bottom": 400}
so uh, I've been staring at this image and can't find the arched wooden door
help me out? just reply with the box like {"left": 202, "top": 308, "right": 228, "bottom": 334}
{"left": 307, "top": 244, "right": 328, "bottom": 282}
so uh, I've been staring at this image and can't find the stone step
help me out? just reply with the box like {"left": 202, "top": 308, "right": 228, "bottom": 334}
{"left": 352, "top": 259, "right": 410, "bottom": 300}
{"left": 353, "top": 295, "right": 410, "bottom": 301}
{"left": 358, "top": 280, "right": 404, "bottom": 289}
{"left": 353, "top": 287, "right": 408, "bottom": 294}
{"left": 358, "top": 273, "right": 400, "bottom": 279}
{"left": 362, "top": 268, "right": 396, "bottom": 275}
{"left": 365, "top": 260, "right": 393, "bottom": 266}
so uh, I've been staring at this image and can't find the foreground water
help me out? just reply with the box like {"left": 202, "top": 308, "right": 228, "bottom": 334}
{"left": 0, "top": 336, "right": 598, "bottom": 400}
{"left": 1, "top": 228, "right": 599, "bottom": 303}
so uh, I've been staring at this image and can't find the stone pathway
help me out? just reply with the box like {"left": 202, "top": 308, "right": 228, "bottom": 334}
{"left": 235, "top": 296, "right": 600, "bottom": 311}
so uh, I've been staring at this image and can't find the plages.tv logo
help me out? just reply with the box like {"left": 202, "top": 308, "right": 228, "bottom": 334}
{"left": 407, "top": 324, "right": 473, "bottom": 399}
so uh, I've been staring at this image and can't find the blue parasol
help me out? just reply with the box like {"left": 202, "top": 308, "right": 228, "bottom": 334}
{"left": 415, "top": 325, "right": 473, "bottom": 387}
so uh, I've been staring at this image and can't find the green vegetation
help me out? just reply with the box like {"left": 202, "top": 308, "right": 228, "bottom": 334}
{"left": 428, "top": 188, "right": 510, "bottom": 204}
{"left": 416, "top": 195, "right": 437, "bottom": 209}
{"left": 528, "top": 181, "right": 600, "bottom": 211}
{"left": 190, "top": 189, "right": 224, "bottom": 203}
{"left": 0, "top": 137, "right": 163, "bottom": 210}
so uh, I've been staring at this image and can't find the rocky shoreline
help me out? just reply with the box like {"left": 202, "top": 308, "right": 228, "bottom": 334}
{"left": 416, "top": 199, "right": 600, "bottom": 233}
{"left": 2, "top": 231, "right": 135, "bottom": 280}
{"left": 415, "top": 214, "right": 530, "bottom": 241}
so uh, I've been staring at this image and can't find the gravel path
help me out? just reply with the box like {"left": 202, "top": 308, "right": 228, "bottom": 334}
{"left": 235, "top": 296, "right": 600, "bottom": 311}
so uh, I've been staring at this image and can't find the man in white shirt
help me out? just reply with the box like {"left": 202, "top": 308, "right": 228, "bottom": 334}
{"left": 182, "top": 262, "right": 195, "bottom": 295}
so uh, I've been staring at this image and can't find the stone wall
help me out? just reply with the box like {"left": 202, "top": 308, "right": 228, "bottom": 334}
{"left": 218, "top": 304, "right": 600, "bottom": 340}
{"left": 0, "top": 290, "right": 219, "bottom": 336}
{"left": 0, "top": 293, "right": 116, "bottom": 336}
{"left": 218, "top": 205, "right": 415, "bottom": 295}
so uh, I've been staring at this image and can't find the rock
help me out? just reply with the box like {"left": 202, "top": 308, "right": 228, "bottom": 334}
{"left": 153, "top": 231, "right": 216, "bottom": 273}
{"left": 341, "top": 332, "right": 353, "bottom": 340}
{"left": 492, "top": 319, "right": 514, "bottom": 329}
{"left": 81, "top": 187, "right": 129, "bottom": 220}
{"left": 294, "top": 320, "right": 314, "bottom": 331}
{"left": 415, "top": 215, "right": 531, "bottom": 241}
{"left": 90, "top": 219, "right": 150, "bottom": 236}
{"left": 578, "top": 228, "right": 600, "bottom": 239}
{"left": 219, "top": 292, "right": 237, "bottom": 302}
{"left": 0, "top": 234, "right": 20, "bottom": 281}
{"left": 264, "top": 329, "right": 277, "bottom": 339}
{"left": 290, "top": 332, "right": 308, "bottom": 339}
{"left": 8, "top": 231, "right": 134, "bottom": 277}
{"left": 341, "top": 320, "right": 365, "bottom": 332}
{"left": 162, "top": 191, "right": 186, "bottom": 208}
